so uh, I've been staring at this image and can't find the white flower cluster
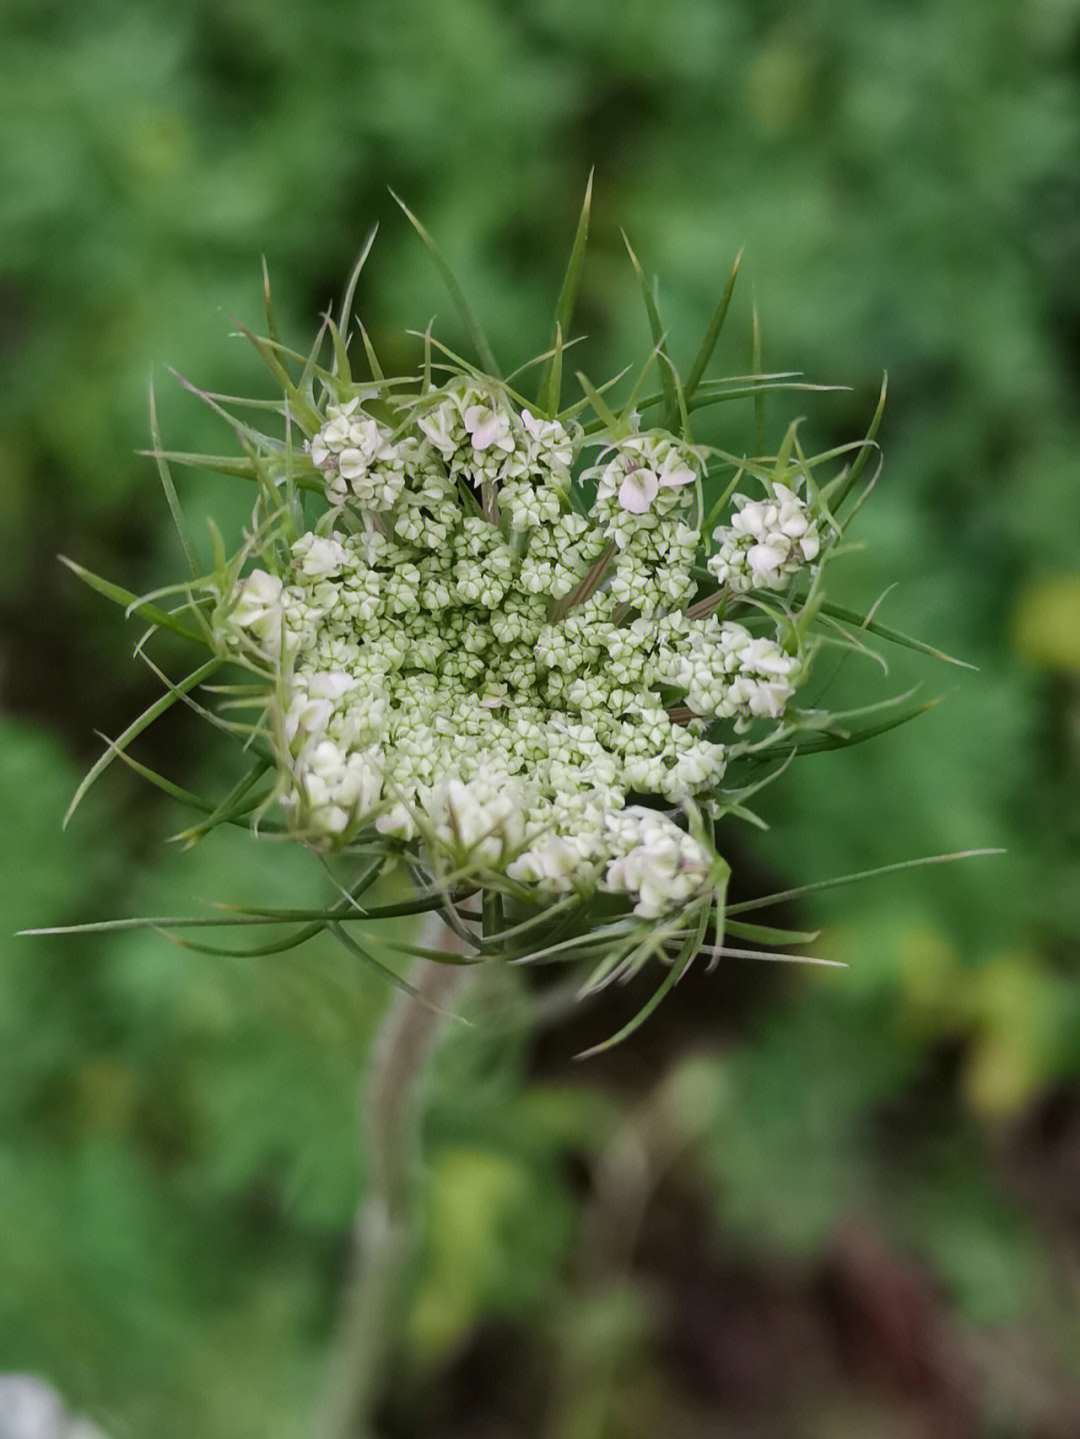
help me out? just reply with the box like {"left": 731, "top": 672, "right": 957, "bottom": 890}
{"left": 656, "top": 619, "right": 800, "bottom": 732}
{"left": 602, "top": 806, "right": 715, "bottom": 919}
{"left": 218, "top": 382, "right": 813, "bottom": 918}
{"left": 412, "top": 381, "right": 574, "bottom": 530}
{"left": 309, "top": 397, "right": 415, "bottom": 512}
{"left": 587, "top": 434, "right": 703, "bottom": 612}
{"left": 707, "top": 481, "right": 821, "bottom": 593}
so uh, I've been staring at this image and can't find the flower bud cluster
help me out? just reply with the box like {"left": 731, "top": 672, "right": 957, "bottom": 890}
{"left": 602, "top": 806, "right": 715, "bottom": 919}
{"left": 220, "top": 378, "right": 819, "bottom": 918}
{"left": 420, "top": 774, "right": 529, "bottom": 868}
{"left": 656, "top": 619, "right": 800, "bottom": 732}
{"left": 519, "top": 512, "right": 607, "bottom": 599}
{"left": 408, "top": 381, "right": 574, "bottom": 530}
{"left": 591, "top": 433, "right": 699, "bottom": 540}
{"left": 707, "top": 481, "right": 821, "bottom": 593}
{"left": 310, "top": 398, "right": 414, "bottom": 512}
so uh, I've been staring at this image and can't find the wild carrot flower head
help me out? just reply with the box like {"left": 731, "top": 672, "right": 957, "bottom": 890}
{"left": 56, "top": 189, "right": 921, "bottom": 1048}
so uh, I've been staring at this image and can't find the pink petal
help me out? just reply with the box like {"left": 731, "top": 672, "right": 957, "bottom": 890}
{"left": 618, "top": 470, "right": 659, "bottom": 513}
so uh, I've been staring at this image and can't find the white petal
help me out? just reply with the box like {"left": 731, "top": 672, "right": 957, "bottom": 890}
{"left": 747, "top": 542, "right": 788, "bottom": 575}
{"left": 337, "top": 448, "right": 368, "bottom": 480}
{"left": 464, "top": 406, "right": 500, "bottom": 450}
{"left": 658, "top": 465, "right": 695, "bottom": 489}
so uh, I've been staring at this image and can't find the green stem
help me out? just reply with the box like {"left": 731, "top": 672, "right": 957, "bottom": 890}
{"left": 317, "top": 921, "right": 471, "bottom": 1439}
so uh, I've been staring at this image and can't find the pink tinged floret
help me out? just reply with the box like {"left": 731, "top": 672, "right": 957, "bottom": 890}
{"left": 616, "top": 450, "right": 696, "bottom": 514}
{"left": 618, "top": 467, "right": 660, "bottom": 513}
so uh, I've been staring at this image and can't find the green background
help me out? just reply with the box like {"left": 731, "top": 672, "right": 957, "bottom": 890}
{"left": 2, "top": 1, "right": 1079, "bottom": 1434}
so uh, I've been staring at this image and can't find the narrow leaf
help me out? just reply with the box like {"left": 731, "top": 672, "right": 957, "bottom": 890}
{"left": 340, "top": 225, "right": 379, "bottom": 341}
{"left": 816, "top": 601, "right": 976, "bottom": 669}
{"left": 574, "top": 370, "right": 620, "bottom": 432}
{"left": 93, "top": 732, "right": 277, "bottom": 831}
{"left": 260, "top": 255, "right": 283, "bottom": 349}
{"left": 148, "top": 384, "right": 199, "bottom": 577}
{"left": 139, "top": 449, "right": 278, "bottom": 485}
{"left": 725, "top": 849, "right": 1005, "bottom": 916}
{"left": 325, "top": 318, "right": 352, "bottom": 387}
{"left": 622, "top": 232, "right": 677, "bottom": 426}
{"left": 328, "top": 921, "right": 467, "bottom": 1018}
{"left": 712, "top": 947, "right": 843, "bottom": 966}
{"left": 390, "top": 191, "right": 501, "bottom": 377}
{"left": 787, "top": 695, "right": 940, "bottom": 753}
{"left": 59, "top": 557, "right": 209, "bottom": 646}
{"left": 157, "top": 924, "right": 323, "bottom": 958}
{"left": 684, "top": 247, "right": 743, "bottom": 403}
{"left": 562, "top": 364, "right": 632, "bottom": 423}
{"left": 226, "top": 319, "right": 321, "bottom": 432}
{"left": 540, "top": 170, "right": 592, "bottom": 414}
{"left": 64, "top": 658, "right": 221, "bottom": 826}
{"left": 173, "top": 759, "right": 273, "bottom": 846}
{"left": 822, "top": 373, "right": 888, "bottom": 512}
{"left": 723, "top": 919, "right": 821, "bottom": 944}
{"left": 578, "top": 953, "right": 682, "bottom": 1051}
{"left": 356, "top": 321, "right": 384, "bottom": 383}
{"left": 544, "top": 323, "right": 564, "bottom": 422}
{"left": 739, "top": 695, "right": 940, "bottom": 760}
{"left": 578, "top": 908, "right": 707, "bottom": 1057}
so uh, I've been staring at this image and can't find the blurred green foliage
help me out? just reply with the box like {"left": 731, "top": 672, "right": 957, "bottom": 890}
{"left": 3, "top": 0, "right": 1080, "bottom": 1433}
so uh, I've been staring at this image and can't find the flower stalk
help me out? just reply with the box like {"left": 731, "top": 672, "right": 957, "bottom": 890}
{"left": 318, "top": 921, "right": 471, "bottom": 1439}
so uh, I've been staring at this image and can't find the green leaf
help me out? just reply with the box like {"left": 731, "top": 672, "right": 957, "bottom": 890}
{"left": 725, "top": 849, "right": 1005, "bottom": 916}
{"left": 771, "top": 695, "right": 942, "bottom": 756}
{"left": 578, "top": 903, "right": 711, "bottom": 1057}
{"left": 172, "top": 760, "right": 275, "bottom": 846}
{"left": 148, "top": 383, "right": 199, "bottom": 578}
{"left": 723, "top": 919, "right": 822, "bottom": 944}
{"left": 138, "top": 650, "right": 264, "bottom": 749}
{"left": 814, "top": 601, "right": 976, "bottom": 669}
{"left": 91, "top": 732, "right": 277, "bottom": 831}
{"left": 170, "top": 369, "right": 291, "bottom": 449}
{"left": 225, "top": 318, "right": 322, "bottom": 433}
{"left": 622, "top": 231, "right": 677, "bottom": 426}
{"left": 338, "top": 224, "right": 379, "bottom": 343}
{"left": 356, "top": 321, "right": 384, "bottom": 383}
{"left": 659, "top": 351, "right": 693, "bottom": 443}
{"left": 295, "top": 312, "right": 329, "bottom": 397}
{"left": 390, "top": 191, "right": 501, "bottom": 378}
{"left": 260, "top": 254, "right": 283, "bottom": 352}
{"left": 734, "top": 692, "right": 942, "bottom": 762}
{"left": 138, "top": 449, "right": 293, "bottom": 487}
{"left": 63, "top": 658, "right": 221, "bottom": 827}
{"left": 684, "top": 247, "right": 743, "bottom": 404}
{"left": 540, "top": 170, "right": 592, "bottom": 415}
{"left": 59, "top": 557, "right": 210, "bottom": 646}
{"left": 328, "top": 922, "right": 468, "bottom": 1019}
{"left": 574, "top": 371, "right": 620, "bottom": 432}
{"left": 821, "top": 373, "right": 888, "bottom": 513}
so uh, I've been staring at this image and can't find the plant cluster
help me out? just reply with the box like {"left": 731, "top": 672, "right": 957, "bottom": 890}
{"left": 58, "top": 193, "right": 919, "bottom": 1047}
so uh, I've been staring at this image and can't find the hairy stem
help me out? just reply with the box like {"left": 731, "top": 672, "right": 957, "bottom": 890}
{"left": 317, "top": 920, "right": 470, "bottom": 1439}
